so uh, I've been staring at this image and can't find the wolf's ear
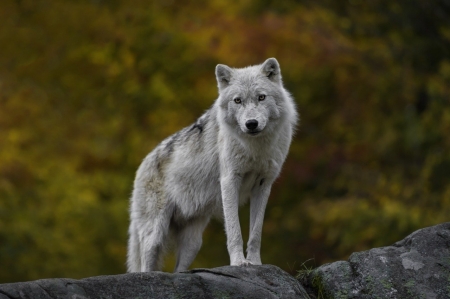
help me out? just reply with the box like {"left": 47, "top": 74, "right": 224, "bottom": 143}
{"left": 215, "top": 64, "right": 233, "bottom": 89}
{"left": 261, "top": 58, "right": 281, "bottom": 83}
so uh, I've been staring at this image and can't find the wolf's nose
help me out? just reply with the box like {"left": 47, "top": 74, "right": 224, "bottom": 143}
{"left": 245, "top": 119, "right": 258, "bottom": 130}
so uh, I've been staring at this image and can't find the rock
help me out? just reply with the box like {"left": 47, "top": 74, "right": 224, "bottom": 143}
{"left": 0, "top": 264, "right": 310, "bottom": 299}
{"left": 303, "top": 222, "right": 450, "bottom": 299}
{"left": 4, "top": 223, "right": 450, "bottom": 299}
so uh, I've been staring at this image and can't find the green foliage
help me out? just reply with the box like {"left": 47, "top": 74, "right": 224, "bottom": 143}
{"left": 0, "top": 0, "right": 449, "bottom": 282}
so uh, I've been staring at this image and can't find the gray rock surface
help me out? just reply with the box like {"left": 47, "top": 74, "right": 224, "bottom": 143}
{"left": 304, "top": 222, "right": 450, "bottom": 299}
{"left": 0, "top": 264, "right": 310, "bottom": 299}
{"left": 3, "top": 223, "right": 450, "bottom": 299}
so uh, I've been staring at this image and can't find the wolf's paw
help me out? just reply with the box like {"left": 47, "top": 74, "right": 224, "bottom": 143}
{"left": 230, "top": 256, "right": 253, "bottom": 266}
{"left": 247, "top": 259, "right": 262, "bottom": 266}
{"left": 236, "top": 259, "right": 254, "bottom": 267}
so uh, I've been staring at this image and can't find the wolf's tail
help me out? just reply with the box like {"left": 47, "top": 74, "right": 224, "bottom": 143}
{"left": 127, "top": 221, "right": 141, "bottom": 272}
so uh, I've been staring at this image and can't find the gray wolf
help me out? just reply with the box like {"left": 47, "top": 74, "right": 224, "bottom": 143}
{"left": 127, "top": 58, "right": 298, "bottom": 272}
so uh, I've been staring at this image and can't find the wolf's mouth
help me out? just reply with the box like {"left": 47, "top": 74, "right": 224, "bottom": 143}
{"left": 247, "top": 130, "right": 262, "bottom": 136}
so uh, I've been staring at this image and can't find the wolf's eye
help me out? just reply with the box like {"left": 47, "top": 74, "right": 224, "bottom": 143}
{"left": 258, "top": 95, "right": 266, "bottom": 101}
{"left": 234, "top": 97, "right": 242, "bottom": 104}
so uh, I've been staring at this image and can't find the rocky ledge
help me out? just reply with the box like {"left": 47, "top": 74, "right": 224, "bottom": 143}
{"left": 1, "top": 222, "right": 449, "bottom": 299}
{"left": 0, "top": 264, "right": 309, "bottom": 299}
{"left": 301, "top": 222, "right": 450, "bottom": 299}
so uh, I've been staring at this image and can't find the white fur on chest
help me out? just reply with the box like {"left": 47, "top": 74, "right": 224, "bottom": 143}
{"left": 218, "top": 122, "right": 292, "bottom": 206}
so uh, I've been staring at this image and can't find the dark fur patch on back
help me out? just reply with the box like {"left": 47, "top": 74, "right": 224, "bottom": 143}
{"left": 188, "top": 111, "right": 210, "bottom": 134}
{"left": 162, "top": 109, "right": 210, "bottom": 157}
{"left": 192, "top": 123, "right": 203, "bottom": 133}
{"left": 164, "top": 132, "right": 179, "bottom": 155}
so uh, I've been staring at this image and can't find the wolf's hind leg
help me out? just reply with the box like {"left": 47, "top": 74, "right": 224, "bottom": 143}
{"left": 140, "top": 208, "right": 173, "bottom": 271}
{"left": 173, "top": 217, "right": 210, "bottom": 272}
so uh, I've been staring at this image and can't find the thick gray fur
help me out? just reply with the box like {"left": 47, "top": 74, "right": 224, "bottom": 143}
{"left": 127, "top": 58, "right": 298, "bottom": 272}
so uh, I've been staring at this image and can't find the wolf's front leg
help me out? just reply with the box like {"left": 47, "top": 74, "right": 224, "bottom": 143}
{"left": 246, "top": 182, "right": 272, "bottom": 265}
{"left": 220, "top": 174, "right": 252, "bottom": 266}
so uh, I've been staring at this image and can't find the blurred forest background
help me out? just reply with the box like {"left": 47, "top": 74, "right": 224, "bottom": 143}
{"left": 1, "top": 0, "right": 450, "bottom": 283}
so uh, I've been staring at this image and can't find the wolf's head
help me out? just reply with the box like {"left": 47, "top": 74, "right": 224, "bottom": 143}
{"left": 215, "top": 58, "right": 290, "bottom": 138}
